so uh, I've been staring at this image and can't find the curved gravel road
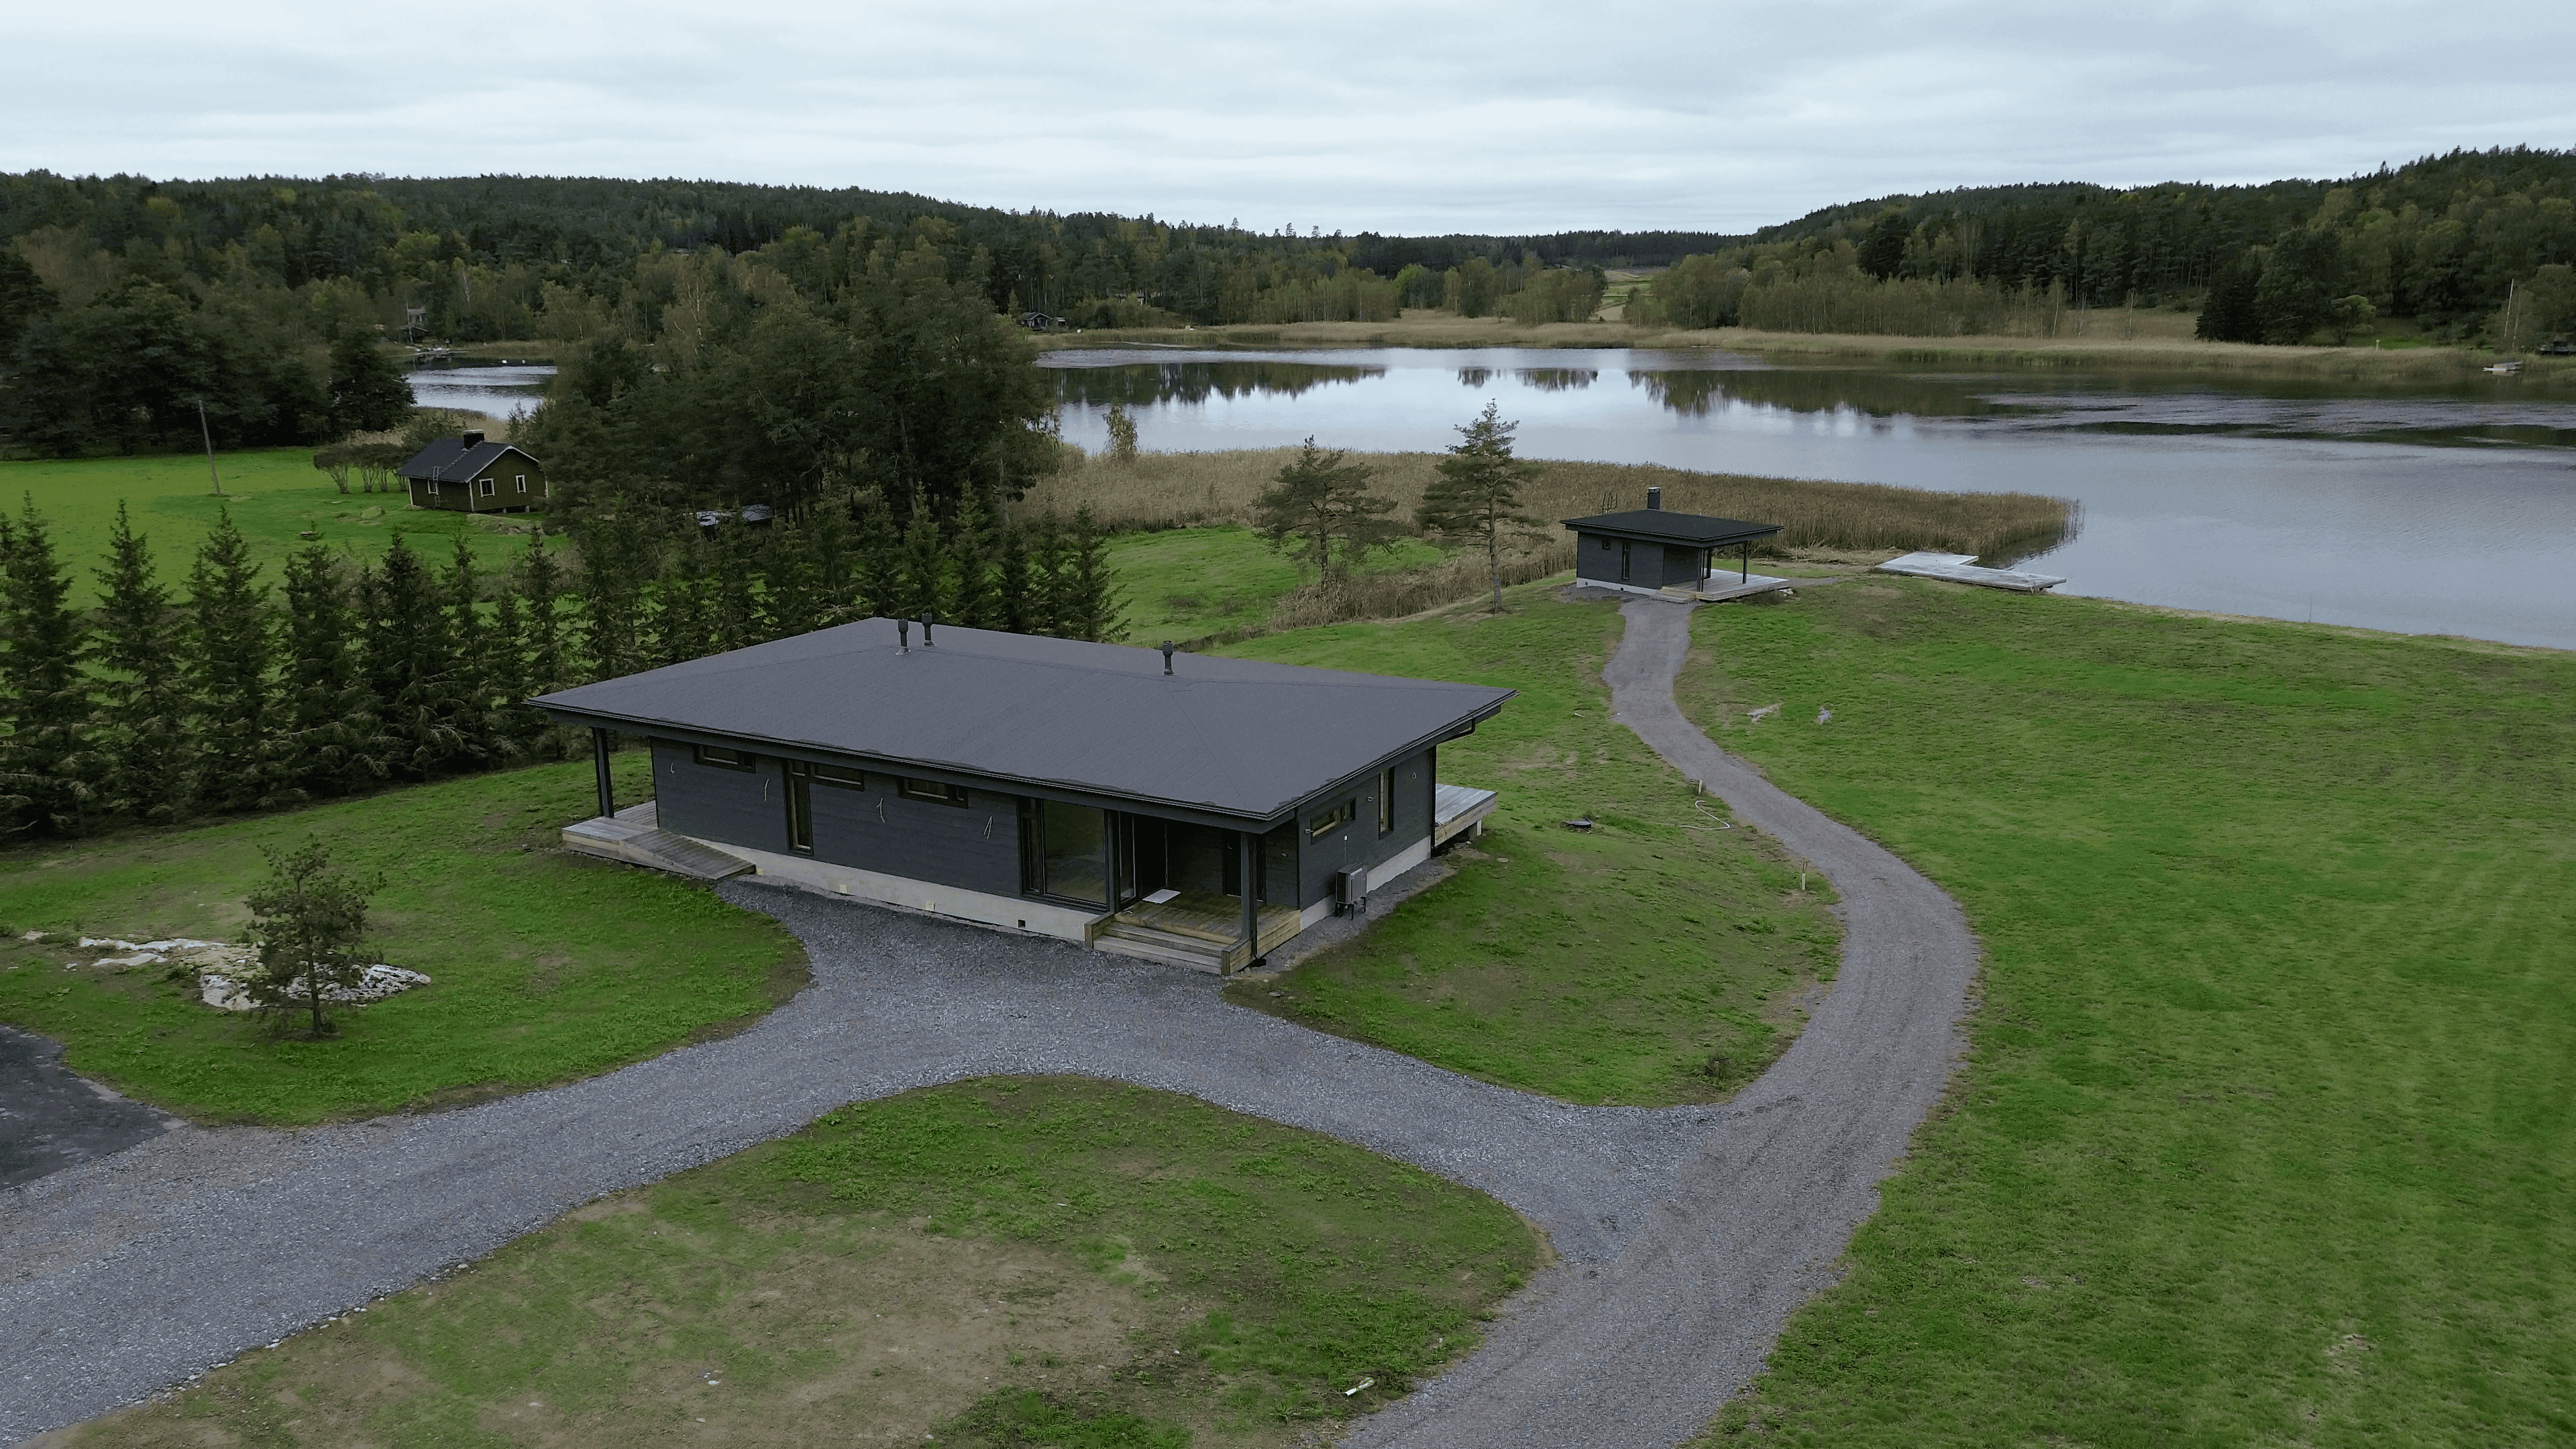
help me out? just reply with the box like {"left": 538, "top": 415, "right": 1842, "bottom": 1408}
{"left": 1, "top": 596, "right": 1976, "bottom": 1447}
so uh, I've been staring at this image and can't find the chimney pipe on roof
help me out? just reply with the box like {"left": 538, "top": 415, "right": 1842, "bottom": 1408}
{"left": 920, "top": 610, "right": 936, "bottom": 646}
{"left": 1161, "top": 641, "right": 1175, "bottom": 674}
{"left": 1646, "top": 486, "right": 1662, "bottom": 511}
{"left": 897, "top": 619, "right": 909, "bottom": 653}
{"left": 462, "top": 429, "right": 485, "bottom": 448}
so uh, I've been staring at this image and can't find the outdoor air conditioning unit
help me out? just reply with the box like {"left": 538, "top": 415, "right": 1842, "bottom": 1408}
{"left": 1333, "top": 865, "right": 1370, "bottom": 916}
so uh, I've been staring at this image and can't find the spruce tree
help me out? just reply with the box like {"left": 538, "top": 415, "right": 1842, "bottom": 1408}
{"left": 574, "top": 503, "right": 653, "bottom": 683}
{"left": 0, "top": 497, "right": 99, "bottom": 834}
{"left": 487, "top": 574, "right": 536, "bottom": 754}
{"left": 186, "top": 508, "right": 278, "bottom": 812}
{"left": 853, "top": 492, "right": 902, "bottom": 619}
{"left": 364, "top": 534, "right": 462, "bottom": 780}
{"left": 650, "top": 527, "right": 716, "bottom": 667}
{"left": 1026, "top": 511, "right": 1067, "bottom": 637}
{"left": 762, "top": 516, "right": 822, "bottom": 639}
{"left": 515, "top": 529, "right": 571, "bottom": 757}
{"left": 278, "top": 543, "right": 384, "bottom": 798}
{"left": 996, "top": 519, "right": 1032, "bottom": 635}
{"left": 88, "top": 502, "right": 191, "bottom": 822}
{"left": 442, "top": 535, "right": 498, "bottom": 767}
{"left": 947, "top": 488, "right": 999, "bottom": 629}
{"left": 898, "top": 511, "right": 947, "bottom": 623}
{"left": 1062, "top": 506, "right": 1127, "bottom": 643}
{"left": 805, "top": 493, "right": 857, "bottom": 622}
{"left": 710, "top": 519, "right": 761, "bottom": 651}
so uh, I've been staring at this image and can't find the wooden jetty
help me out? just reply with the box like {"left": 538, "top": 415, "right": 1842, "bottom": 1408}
{"left": 1876, "top": 552, "right": 2066, "bottom": 594}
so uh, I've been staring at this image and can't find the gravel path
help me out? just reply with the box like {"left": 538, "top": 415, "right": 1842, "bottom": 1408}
{"left": 0, "top": 597, "right": 1976, "bottom": 1447}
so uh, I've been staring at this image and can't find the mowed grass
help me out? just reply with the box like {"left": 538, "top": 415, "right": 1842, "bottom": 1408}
{"left": 0, "top": 753, "right": 802, "bottom": 1124}
{"left": 1109, "top": 524, "right": 1451, "bottom": 644}
{"left": 0, "top": 449, "right": 537, "bottom": 605}
{"left": 57, "top": 1077, "right": 1541, "bottom": 1448}
{"left": 1220, "top": 584, "right": 1841, "bottom": 1106}
{"left": 1671, "top": 579, "right": 2576, "bottom": 1445}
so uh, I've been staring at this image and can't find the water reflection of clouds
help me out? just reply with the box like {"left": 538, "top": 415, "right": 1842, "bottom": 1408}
{"left": 1050, "top": 360, "right": 1381, "bottom": 409}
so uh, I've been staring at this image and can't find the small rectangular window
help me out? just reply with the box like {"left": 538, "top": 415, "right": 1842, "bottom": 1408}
{"left": 515, "top": 474, "right": 529, "bottom": 492}
{"left": 1377, "top": 769, "right": 1394, "bottom": 836}
{"left": 811, "top": 762, "right": 865, "bottom": 788}
{"left": 1307, "top": 799, "right": 1355, "bottom": 839}
{"left": 692, "top": 743, "right": 754, "bottom": 771}
{"left": 427, "top": 479, "right": 440, "bottom": 496}
{"left": 478, "top": 478, "right": 496, "bottom": 496}
{"left": 898, "top": 777, "right": 968, "bottom": 806}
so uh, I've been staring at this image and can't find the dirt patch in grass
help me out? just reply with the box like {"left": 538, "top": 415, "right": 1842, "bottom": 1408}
{"left": 46, "top": 1079, "right": 1541, "bottom": 1448}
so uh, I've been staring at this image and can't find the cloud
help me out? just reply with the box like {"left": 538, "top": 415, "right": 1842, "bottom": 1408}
{"left": 11, "top": 0, "right": 2573, "bottom": 232}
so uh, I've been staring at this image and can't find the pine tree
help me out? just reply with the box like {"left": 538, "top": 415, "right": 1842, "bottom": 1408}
{"left": 1061, "top": 506, "right": 1127, "bottom": 643}
{"left": 0, "top": 497, "right": 99, "bottom": 835}
{"left": 1417, "top": 401, "right": 1546, "bottom": 612}
{"left": 88, "top": 502, "right": 191, "bottom": 822}
{"left": 278, "top": 543, "right": 384, "bottom": 798}
{"left": 364, "top": 534, "right": 463, "bottom": 780}
{"left": 186, "top": 508, "right": 278, "bottom": 812}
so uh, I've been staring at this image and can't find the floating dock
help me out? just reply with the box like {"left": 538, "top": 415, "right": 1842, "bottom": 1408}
{"left": 1876, "top": 552, "right": 2066, "bottom": 594}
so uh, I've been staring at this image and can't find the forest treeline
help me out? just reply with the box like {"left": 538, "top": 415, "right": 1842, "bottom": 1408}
{"left": 1631, "top": 147, "right": 2576, "bottom": 343}
{"left": 0, "top": 492, "right": 1120, "bottom": 840}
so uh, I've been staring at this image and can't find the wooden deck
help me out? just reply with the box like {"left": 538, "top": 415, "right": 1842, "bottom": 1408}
{"left": 561, "top": 800, "right": 755, "bottom": 881}
{"left": 1434, "top": 783, "right": 1498, "bottom": 847}
{"left": 1875, "top": 551, "right": 2065, "bottom": 593}
{"left": 1662, "top": 572, "right": 1797, "bottom": 602}
{"left": 1095, "top": 890, "right": 1301, "bottom": 974}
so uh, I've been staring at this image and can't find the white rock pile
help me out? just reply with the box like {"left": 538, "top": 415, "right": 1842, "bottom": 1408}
{"left": 71, "top": 936, "right": 429, "bottom": 1012}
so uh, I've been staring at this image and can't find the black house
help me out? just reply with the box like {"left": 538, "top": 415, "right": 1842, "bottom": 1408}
{"left": 398, "top": 431, "right": 547, "bottom": 514}
{"left": 1563, "top": 486, "right": 1782, "bottom": 593}
{"left": 532, "top": 620, "right": 1511, "bottom": 973}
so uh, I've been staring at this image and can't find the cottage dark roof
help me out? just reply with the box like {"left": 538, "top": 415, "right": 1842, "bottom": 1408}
{"left": 1562, "top": 508, "right": 1782, "bottom": 547}
{"left": 532, "top": 621, "right": 1514, "bottom": 824}
{"left": 398, "top": 438, "right": 536, "bottom": 481}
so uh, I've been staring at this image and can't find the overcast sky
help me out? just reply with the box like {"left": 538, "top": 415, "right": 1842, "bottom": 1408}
{"left": 11, "top": 1, "right": 2573, "bottom": 235}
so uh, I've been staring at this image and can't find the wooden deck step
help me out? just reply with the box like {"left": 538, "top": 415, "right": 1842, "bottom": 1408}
{"left": 561, "top": 811, "right": 753, "bottom": 882}
{"left": 1095, "top": 925, "right": 1227, "bottom": 974}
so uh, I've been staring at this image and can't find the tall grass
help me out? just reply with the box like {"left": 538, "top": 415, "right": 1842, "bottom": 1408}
{"left": 1024, "top": 449, "right": 2072, "bottom": 562}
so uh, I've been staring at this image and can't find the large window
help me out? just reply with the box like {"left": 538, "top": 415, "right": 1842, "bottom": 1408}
{"left": 1032, "top": 800, "right": 1108, "bottom": 905}
{"left": 1307, "top": 800, "right": 1355, "bottom": 839}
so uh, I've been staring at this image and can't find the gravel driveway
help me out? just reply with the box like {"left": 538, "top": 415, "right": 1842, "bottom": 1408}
{"left": 0, "top": 597, "right": 1976, "bottom": 1447}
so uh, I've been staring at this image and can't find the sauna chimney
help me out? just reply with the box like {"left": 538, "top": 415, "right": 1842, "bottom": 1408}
{"left": 1646, "top": 486, "right": 1662, "bottom": 510}
{"left": 462, "top": 430, "right": 485, "bottom": 448}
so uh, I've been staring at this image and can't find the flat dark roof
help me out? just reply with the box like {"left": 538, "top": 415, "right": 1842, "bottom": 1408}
{"left": 1562, "top": 508, "right": 1782, "bottom": 547}
{"left": 533, "top": 620, "right": 1514, "bottom": 826}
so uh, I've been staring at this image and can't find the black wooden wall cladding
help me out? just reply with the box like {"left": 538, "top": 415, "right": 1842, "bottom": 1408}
{"left": 652, "top": 737, "right": 1439, "bottom": 912}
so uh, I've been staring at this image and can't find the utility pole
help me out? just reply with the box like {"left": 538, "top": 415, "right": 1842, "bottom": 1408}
{"left": 197, "top": 400, "right": 223, "bottom": 496}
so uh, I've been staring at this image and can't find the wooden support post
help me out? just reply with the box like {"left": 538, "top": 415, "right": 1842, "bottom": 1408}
{"left": 1236, "top": 829, "right": 1260, "bottom": 975}
{"left": 592, "top": 728, "right": 614, "bottom": 820}
{"left": 1740, "top": 541, "right": 1750, "bottom": 584}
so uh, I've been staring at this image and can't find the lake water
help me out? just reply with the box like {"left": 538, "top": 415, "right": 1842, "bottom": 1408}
{"left": 407, "top": 363, "right": 555, "bottom": 422}
{"left": 1042, "top": 347, "right": 2576, "bottom": 651}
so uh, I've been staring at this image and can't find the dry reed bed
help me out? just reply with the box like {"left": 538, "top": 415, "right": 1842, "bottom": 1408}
{"left": 1021, "top": 450, "right": 2072, "bottom": 561}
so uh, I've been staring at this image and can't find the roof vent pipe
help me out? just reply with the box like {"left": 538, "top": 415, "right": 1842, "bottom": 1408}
{"left": 1646, "top": 486, "right": 1662, "bottom": 510}
{"left": 897, "top": 619, "right": 909, "bottom": 653}
{"left": 920, "top": 611, "right": 936, "bottom": 646}
{"left": 1161, "top": 641, "right": 1176, "bottom": 674}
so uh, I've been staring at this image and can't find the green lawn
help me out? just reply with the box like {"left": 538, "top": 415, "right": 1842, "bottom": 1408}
{"left": 1107, "top": 525, "right": 1451, "bottom": 645}
{"left": 65, "top": 1077, "right": 1540, "bottom": 1448}
{"left": 1219, "top": 585, "right": 1841, "bottom": 1106}
{"left": 1672, "top": 579, "right": 2575, "bottom": 1445}
{"left": 0, "top": 753, "right": 802, "bottom": 1124}
{"left": 0, "top": 448, "right": 538, "bottom": 605}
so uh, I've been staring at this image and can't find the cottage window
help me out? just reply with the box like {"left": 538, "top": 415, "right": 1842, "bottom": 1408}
{"left": 898, "top": 777, "right": 968, "bottom": 806}
{"left": 1307, "top": 799, "right": 1355, "bottom": 839}
{"left": 478, "top": 478, "right": 496, "bottom": 497}
{"left": 515, "top": 474, "right": 529, "bottom": 493}
{"left": 1377, "top": 768, "right": 1394, "bottom": 836}
{"left": 811, "top": 762, "right": 865, "bottom": 788}
{"left": 692, "top": 743, "right": 754, "bottom": 771}
{"left": 427, "top": 479, "right": 440, "bottom": 497}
